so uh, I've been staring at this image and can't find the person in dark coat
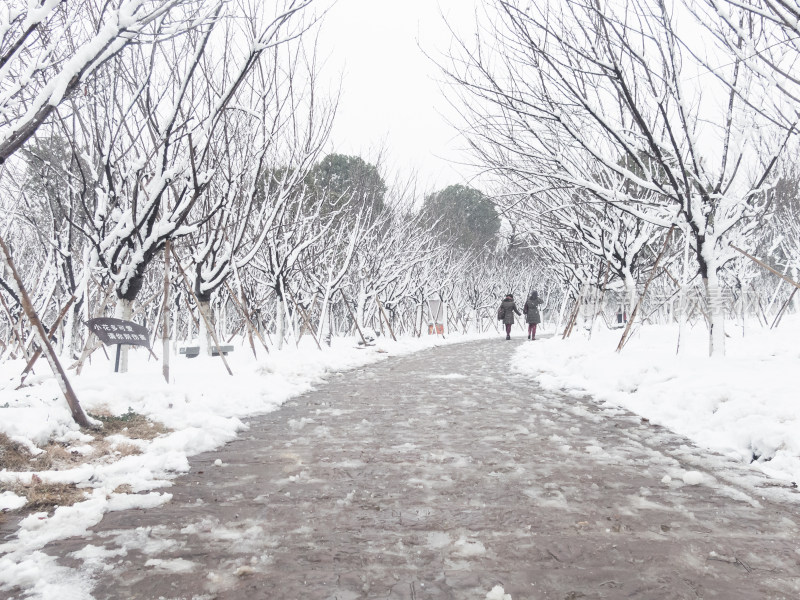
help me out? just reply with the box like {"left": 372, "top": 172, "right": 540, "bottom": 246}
{"left": 498, "top": 293, "right": 521, "bottom": 340}
{"left": 523, "top": 290, "right": 543, "bottom": 340}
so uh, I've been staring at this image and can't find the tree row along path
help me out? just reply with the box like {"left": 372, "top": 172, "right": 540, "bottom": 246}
{"left": 28, "top": 340, "right": 800, "bottom": 599}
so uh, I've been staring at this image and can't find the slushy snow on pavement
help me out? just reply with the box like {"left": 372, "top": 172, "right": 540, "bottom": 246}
{"left": 512, "top": 316, "right": 800, "bottom": 488}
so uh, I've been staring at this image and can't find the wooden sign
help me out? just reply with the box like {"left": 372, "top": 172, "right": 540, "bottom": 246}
{"left": 87, "top": 318, "right": 150, "bottom": 348}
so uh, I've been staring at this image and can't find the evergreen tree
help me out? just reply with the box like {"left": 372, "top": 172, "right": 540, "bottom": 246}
{"left": 421, "top": 184, "right": 500, "bottom": 250}
{"left": 306, "top": 154, "right": 386, "bottom": 220}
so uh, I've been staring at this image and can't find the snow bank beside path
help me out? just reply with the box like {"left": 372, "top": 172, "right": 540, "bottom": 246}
{"left": 1, "top": 332, "right": 492, "bottom": 499}
{"left": 0, "top": 331, "right": 492, "bottom": 598}
{"left": 512, "top": 317, "right": 800, "bottom": 488}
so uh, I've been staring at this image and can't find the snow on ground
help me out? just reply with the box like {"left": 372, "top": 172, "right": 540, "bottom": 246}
{"left": 512, "top": 315, "right": 800, "bottom": 488}
{"left": 3, "top": 315, "right": 799, "bottom": 599}
{"left": 0, "top": 329, "right": 491, "bottom": 597}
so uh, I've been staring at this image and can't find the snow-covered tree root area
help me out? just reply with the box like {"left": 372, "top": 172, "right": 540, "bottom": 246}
{"left": 4, "top": 339, "right": 799, "bottom": 599}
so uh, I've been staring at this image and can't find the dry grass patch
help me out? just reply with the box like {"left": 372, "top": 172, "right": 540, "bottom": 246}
{"left": 89, "top": 408, "right": 170, "bottom": 440}
{"left": 1, "top": 410, "right": 170, "bottom": 516}
{"left": 1, "top": 410, "right": 168, "bottom": 474}
{"left": 0, "top": 479, "right": 86, "bottom": 513}
{"left": 19, "top": 482, "right": 87, "bottom": 512}
{"left": 0, "top": 433, "right": 52, "bottom": 472}
{"left": 42, "top": 443, "right": 74, "bottom": 464}
{"left": 113, "top": 442, "right": 143, "bottom": 457}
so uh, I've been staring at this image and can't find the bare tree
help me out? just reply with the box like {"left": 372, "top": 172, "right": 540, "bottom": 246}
{"left": 693, "top": 0, "right": 800, "bottom": 132}
{"left": 0, "top": 0, "right": 213, "bottom": 163}
{"left": 0, "top": 0, "right": 220, "bottom": 424}
{"left": 347, "top": 205, "right": 440, "bottom": 331}
{"left": 186, "top": 35, "right": 333, "bottom": 352}
{"left": 49, "top": 0, "right": 317, "bottom": 369}
{"left": 441, "top": 0, "right": 788, "bottom": 355}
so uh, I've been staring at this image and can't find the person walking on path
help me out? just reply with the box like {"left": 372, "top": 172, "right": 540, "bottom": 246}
{"left": 498, "top": 293, "right": 521, "bottom": 340}
{"left": 524, "top": 290, "right": 543, "bottom": 340}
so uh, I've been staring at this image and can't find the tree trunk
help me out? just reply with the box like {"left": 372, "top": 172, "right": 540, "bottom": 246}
{"left": 555, "top": 283, "right": 570, "bottom": 333}
{"left": 288, "top": 295, "right": 298, "bottom": 344}
{"left": 573, "top": 283, "right": 589, "bottom": 337}
{"left": 280, "top": 293, "right": 297, "bottom": 346}
{"left": 704, "top": 269, "right": 726, "bottom": 357}
{"left": 623, "top": 270, "right": 638, "bottom": 323}
{"left": 63, "top": 302, "right": 80, "bottom": 358}
{"left": 694, "top": 229, "right": 726, "bottom": 357}
{"left": 739, "top": 282, "right": 746, "bottom": 338}
{"left": 316, "top": 285, "right": 332, "bottom": 343}
{"left": 275, "top": 294, "right": 285, "bottom": 350}
{"left": 220, "top": 297, "right": 228, "bottom": 343}
{"left": 197, "top": 298, "right": 215, "bottom": 355}
{"left": 115, "top": 298, "right": 133, "bottom": 372}
{"left": 676, "top": 226, "right": 691, "bottom": 355}
{"left": 356, "top": 287, "right": 367, "bottom": 331}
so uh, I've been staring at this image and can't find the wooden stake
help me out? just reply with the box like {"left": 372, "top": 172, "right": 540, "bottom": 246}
{"left": 23, "top": 276, "right": 57, "bottom": 355}
{"left": 730, "top": 244, "right": 800, "bottom": 291}
{"left": 227, "top": 323, "right": 246, "bottom": 343}
{"left": 771, "top": 287, "right": 796, "bottom": 329}
{"left": 182, "top": 294, "right": 201, "bottom": 331}
{"left": 562, "top": 298, "right": 581, "bottom": 339}
{"left": 375, "top": 296, "right": 397, "bottom": 341}
{"left": 18, "top": 295, "right": 76, "bottom": 388}
{"left": 588, "top": 261, "right": 610, "bottom": 339}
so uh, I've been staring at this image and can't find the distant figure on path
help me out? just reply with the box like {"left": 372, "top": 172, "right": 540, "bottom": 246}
{"left": 498, "top": 293, "right": 521, "bottom": 340}
{"left": 524, "top": 290, "right": 543, "bottom": 340}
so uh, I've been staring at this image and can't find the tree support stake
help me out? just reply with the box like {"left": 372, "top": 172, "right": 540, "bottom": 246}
{"left": 0, "top": 235, "right": 94, "bottom": 428}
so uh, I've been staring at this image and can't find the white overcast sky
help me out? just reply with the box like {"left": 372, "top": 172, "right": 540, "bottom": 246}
{"left": 314, "top": 0, "right": 481, "bottom": 193}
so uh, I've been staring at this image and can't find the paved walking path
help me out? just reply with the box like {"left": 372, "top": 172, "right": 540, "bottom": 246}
{"left": 33, "top": 340, "right": 800, "bottom": 598}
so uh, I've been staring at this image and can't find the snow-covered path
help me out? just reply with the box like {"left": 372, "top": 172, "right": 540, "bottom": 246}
{"left": 23, "top": 339, "right": 800, "bottom": 598}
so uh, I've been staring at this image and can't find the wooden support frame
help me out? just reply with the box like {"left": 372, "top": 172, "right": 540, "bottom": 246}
{"left": 0, "top": 236, "right": 93, "bottom": 428}
{"left": 18, "top": 295, "right": 76, "bottom": 388}
{"left": 375, "top": 296, "right": 397, "bottom": 341}
{"left": 223, "top": 280, "right": 269, "bottom": 354}
{"left": 339, "top": 290, "right": 369, "bottom": 346}
{"left": 171, "top": 246, "right": 233, "bottom": 376}
{"left": 617, "top": 225, "right": 675, "bottom": 352}
{"left": 288, "top": 290, "right": 323, "bottom": 351}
